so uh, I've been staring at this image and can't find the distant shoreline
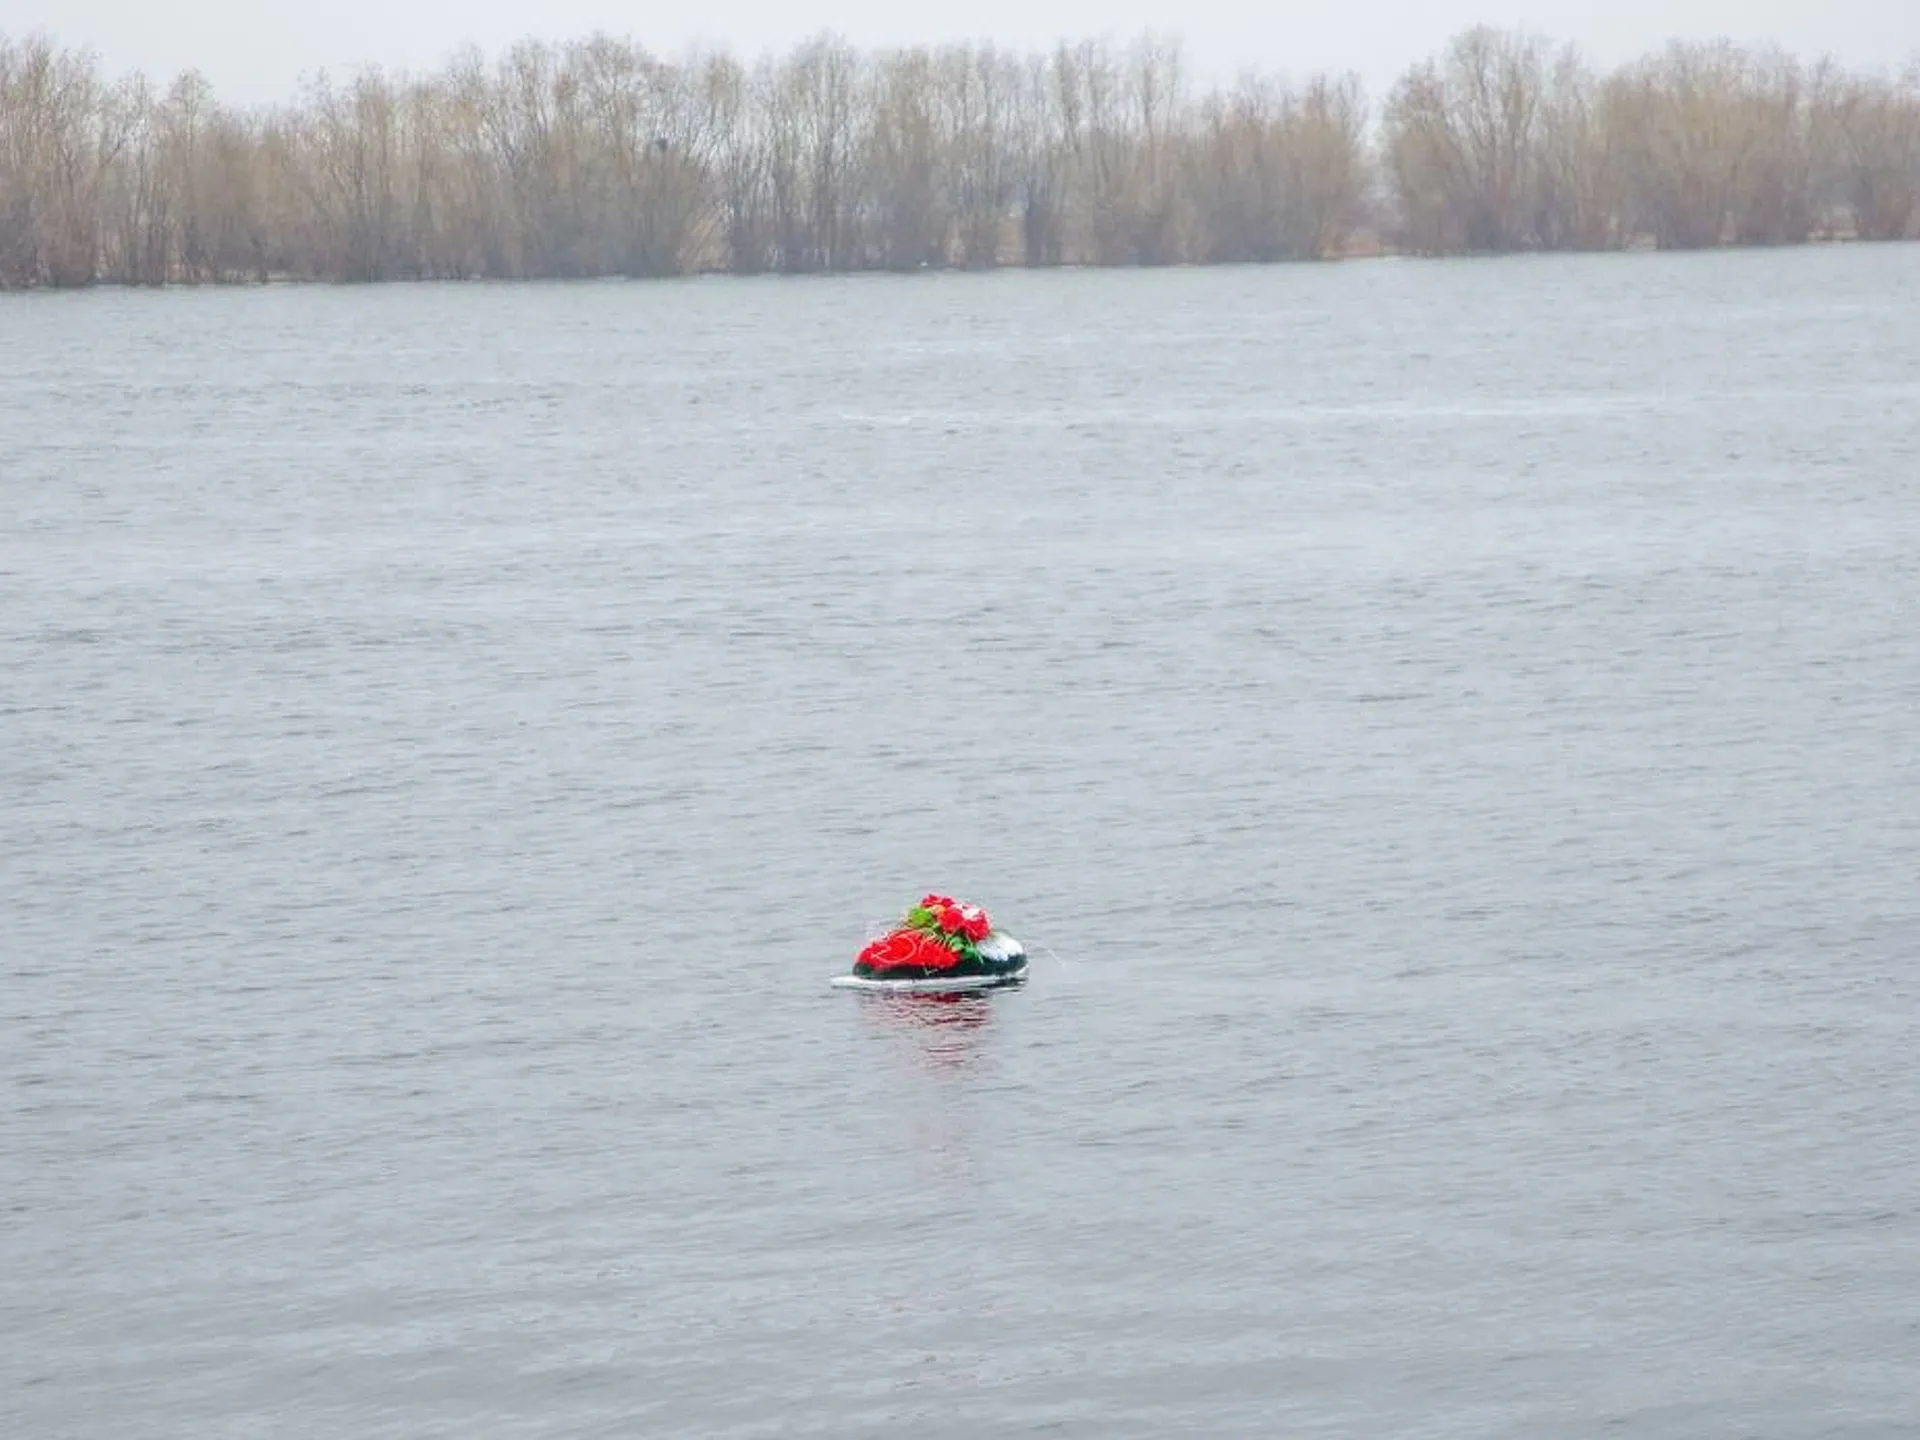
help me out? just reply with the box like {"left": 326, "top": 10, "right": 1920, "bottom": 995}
{"left": 13, "top": 230, "right": 1910, "bottom": 297}
{"left": 2, "top": 27, "right": 1915, "bottom": 291}
{"left": 16, "top": 236, "right": 1916, "bottom": 297}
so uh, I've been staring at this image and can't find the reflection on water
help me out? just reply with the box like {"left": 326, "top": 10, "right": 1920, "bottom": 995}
{"left": 852, "top": 992, "right": 1008, "bottom": 1195}
{"left": 856, "top": 991, "right": 1001, "bottom": 1075}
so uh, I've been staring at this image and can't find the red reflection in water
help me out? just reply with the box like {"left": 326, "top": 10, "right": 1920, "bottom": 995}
{"left": 858, "top": 991, "right": 998, "bottom": 1072}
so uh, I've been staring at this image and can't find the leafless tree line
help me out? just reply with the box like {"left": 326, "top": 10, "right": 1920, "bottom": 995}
{"left": 2, "top": 27, "right": 1916, "bottom": 287}
{"left": 1385, "top": 28, "right": 1920, "bottom": 253}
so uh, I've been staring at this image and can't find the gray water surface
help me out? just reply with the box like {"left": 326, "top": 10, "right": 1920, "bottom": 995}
{"left": 5, "top": 248, "right": 1920, "bottom": 1438}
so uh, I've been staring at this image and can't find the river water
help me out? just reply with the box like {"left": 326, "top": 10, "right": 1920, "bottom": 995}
{"left": 5, "top": 247, "right": 1919, "bottom": 1438}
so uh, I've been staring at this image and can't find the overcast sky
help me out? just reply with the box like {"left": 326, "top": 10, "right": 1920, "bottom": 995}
{"left": 4, "top": 0, "right": 1915, "bottom": 106}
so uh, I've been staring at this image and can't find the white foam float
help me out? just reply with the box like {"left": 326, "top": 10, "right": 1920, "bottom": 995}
{"left": 828, "top": 970, "right": 1027, "bottom": 993}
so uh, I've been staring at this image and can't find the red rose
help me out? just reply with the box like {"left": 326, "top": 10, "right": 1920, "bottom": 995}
{"left": 857, "top": 928, "right": 959, "bottom": 974}
{"left": 857, "top": 931, "right": 916, "bottom": 969}
{"left": 908, "top": 931, "right": 961, "bottom": 969}
{"left": 938, "top": 905, "right": 965, "bottom": 932}
{"left": 963, "top": 912, "right": 990, "bottom": 941}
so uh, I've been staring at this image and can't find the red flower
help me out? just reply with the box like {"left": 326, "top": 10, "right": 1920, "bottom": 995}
{"left": 938, "top": 905, "right": 966, "bottom": 933}
{"left": 962, "top": 911, "right": 990, "bottom": 941}
{"left": 857, "top": 928, "right": 960, "bottom": 974}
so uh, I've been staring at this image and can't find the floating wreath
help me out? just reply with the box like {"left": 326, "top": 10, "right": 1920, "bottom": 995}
{"left": 854, "top": 894, "right": 999, "bottom": 977}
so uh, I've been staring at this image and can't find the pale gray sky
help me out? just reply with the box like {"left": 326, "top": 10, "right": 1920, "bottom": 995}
{"left": 4, "top": 0, "right": 1914, "bottom": 106}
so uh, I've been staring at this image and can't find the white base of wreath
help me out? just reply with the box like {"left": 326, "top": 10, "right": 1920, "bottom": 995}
{"left": 829, "top": 966, "right": 1028, "bottom": 993}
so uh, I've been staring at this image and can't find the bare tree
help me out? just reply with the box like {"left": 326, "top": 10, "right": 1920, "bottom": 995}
{"left": 704, "top": 53, "right": 770, "bottom": 273}
{"left": 940, "top": 45, "right": 1016, "bottom": 267}
{"left": 1012, "top": 52, "right": 1069, "bottom": 266}
{"left": 1610, "top": 41, "right": 1756, "bottom": 249}
{"left": 0, "top": 35, "right": 132, "bottom": 286}
{"left": 1818, "top": 67, "right": 1920, "bottom": 240}
{"left": 865, "top": 47, "right": 948, "bottom": 268}
{"left": 1382, "top": 27, "right": 1549, "bottom": 253}
{"left": 1191, "top": 72, "right": 1367, "bottom": 261}
{"left": 1531, "top": 48, "right": 1622, "bottom": 250}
